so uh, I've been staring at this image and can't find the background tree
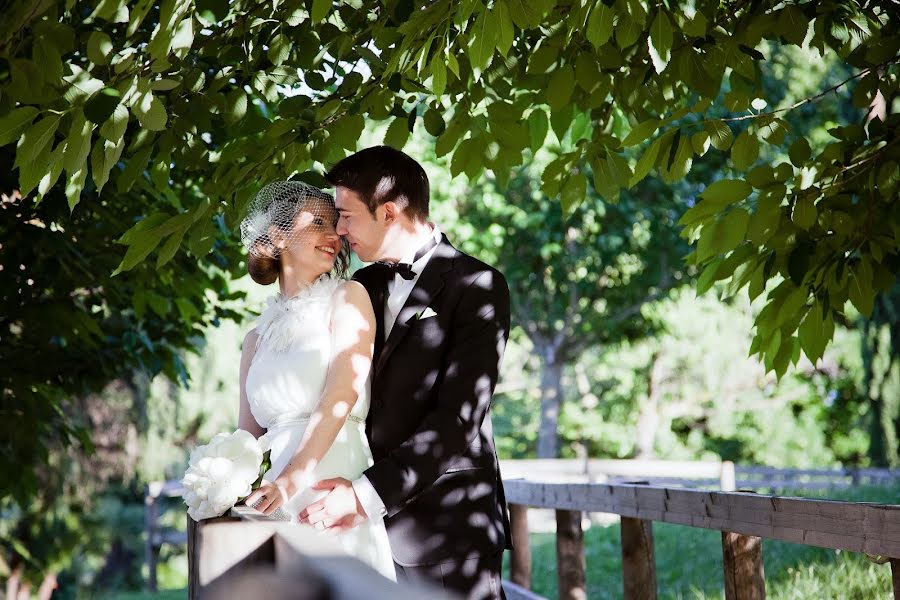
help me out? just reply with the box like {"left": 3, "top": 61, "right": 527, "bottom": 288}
{"left": 430, "top": 144, "right": 697, "bottom": 457}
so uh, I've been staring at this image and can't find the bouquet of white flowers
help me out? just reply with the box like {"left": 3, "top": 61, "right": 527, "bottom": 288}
{"left": 181, "top": 429, "right": 272, "bottom": 521}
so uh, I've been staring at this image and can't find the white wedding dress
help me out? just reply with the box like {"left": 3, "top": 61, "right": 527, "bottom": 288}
{"left": 244, "top": 276, "right": 396, "bottom": 580}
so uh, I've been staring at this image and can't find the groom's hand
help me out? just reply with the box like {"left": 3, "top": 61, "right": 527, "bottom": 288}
{"left": 297, "top": 477, "right": 368, "bottom": 532}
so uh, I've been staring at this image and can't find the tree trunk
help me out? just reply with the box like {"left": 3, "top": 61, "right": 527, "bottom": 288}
{"left": 865, "top": 290, "right": 900, "bottom": 467}
{"left": 537, "top": 351, "right": 564, "bottom": 459}
{"left": 635, "top": 351, "right": 665, "bottom": 459}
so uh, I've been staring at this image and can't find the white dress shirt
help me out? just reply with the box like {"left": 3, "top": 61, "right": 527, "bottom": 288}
{"left": 351, "top": 225, "right": 443, "bottom": 520}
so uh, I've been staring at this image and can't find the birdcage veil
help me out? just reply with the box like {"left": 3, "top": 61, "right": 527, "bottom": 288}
{"left": 239, "top": 181, "right": 350, "bottom": 280}
{"left": 240, "top": 181, "right": 337, "bottom": 258}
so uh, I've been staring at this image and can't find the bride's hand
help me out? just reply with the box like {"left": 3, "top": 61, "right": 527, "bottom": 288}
{"left": 244, "top": 477, "right": 294, "bottom": 515}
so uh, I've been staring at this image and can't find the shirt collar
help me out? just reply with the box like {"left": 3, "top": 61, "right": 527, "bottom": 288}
{"left": 400, "top": 224, "right": 442, "bottom": 268}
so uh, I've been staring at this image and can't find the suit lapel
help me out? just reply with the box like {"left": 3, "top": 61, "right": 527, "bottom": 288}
{"left": 374, "top": 237, "right": 456, "bottom": 377}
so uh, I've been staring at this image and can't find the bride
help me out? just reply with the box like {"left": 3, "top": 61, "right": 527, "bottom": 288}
{"left": 235, "top": 181, "right": 395, "bottom": 580}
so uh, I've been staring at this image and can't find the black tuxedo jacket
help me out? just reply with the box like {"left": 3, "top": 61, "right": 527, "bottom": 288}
{"left": 352, "top": 234, "right": 512, "bottom": 566}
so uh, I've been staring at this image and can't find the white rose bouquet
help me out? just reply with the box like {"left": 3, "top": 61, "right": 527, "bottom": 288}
{"left": 181, "top": 429, "right": 272, "bottom": 521}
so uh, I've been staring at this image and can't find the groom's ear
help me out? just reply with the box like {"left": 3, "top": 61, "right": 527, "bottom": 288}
{"left": 381, "top": 200, "right": 399, "bottom": 224}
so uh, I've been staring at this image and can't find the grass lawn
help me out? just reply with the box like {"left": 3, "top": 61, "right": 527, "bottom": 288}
{"left": 510, "top": 485, "right": 899, "bottom": 600}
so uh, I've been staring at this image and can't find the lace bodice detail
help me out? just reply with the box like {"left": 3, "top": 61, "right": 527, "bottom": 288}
{"left": 245, "top": 276, "right": 370, "bottom": 429}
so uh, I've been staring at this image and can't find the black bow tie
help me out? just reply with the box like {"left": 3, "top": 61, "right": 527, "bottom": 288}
{"left": 373, "top": 261, "right": 416, "bottom": 280}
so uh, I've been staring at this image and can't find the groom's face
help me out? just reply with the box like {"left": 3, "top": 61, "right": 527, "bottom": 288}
{"left": 334, "top": 186, "right": 386, "bottom": 263}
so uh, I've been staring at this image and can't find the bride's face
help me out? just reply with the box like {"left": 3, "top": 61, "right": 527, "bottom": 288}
{"left": 277, "top": 199, "right": 342, "bottom": 273}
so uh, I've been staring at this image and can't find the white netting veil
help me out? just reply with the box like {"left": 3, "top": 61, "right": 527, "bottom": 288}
{"left": 239, "top": 181, "right": 337, "bottom": 259}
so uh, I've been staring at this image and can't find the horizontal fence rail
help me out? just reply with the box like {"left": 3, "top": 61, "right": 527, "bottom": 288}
{"left": 499, "top": 459, "right": 900, "bottom": 491}
{"left": 504, "top": 479, "right": 900, "bottom": 600}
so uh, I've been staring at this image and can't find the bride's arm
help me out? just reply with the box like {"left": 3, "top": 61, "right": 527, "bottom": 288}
{"left": 238, "top": 329, "right": 266, "bottom": 438}
{"left": 275, "top": 281, "right": 376, "bottom": 497}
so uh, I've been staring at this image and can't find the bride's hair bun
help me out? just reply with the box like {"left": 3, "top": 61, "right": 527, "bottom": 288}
{"left": 247, "top": 239, "right": 279, "bottom": 285}
{"left": 248, "top": 254, "right": 279, "bottom": 285}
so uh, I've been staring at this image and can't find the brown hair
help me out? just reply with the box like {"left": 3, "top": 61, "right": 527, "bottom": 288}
{"left": 324, "top": 145, "right": 430, "bottom": 221}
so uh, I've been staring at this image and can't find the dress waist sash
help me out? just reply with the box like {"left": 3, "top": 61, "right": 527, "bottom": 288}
{"left": 268, "top": 412, "right": 366, "bottom": 429}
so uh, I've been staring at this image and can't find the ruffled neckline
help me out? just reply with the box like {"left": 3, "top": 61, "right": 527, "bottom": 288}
{"left": 255, "top": 276, "right": 343, "bottom": 352}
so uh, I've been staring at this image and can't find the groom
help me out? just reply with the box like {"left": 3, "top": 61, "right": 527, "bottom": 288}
{"left": 297, "top": 145, "right": 512, "bottom": 600}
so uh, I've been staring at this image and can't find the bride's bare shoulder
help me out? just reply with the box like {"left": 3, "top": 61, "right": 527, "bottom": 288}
{"left": 242, "top": 328, "right": 259, "bottom": 352}
{"left": 333, "top": 280, "right": 375, "bottom": 316}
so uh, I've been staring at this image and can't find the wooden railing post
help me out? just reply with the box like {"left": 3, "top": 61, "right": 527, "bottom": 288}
{"left": 891, "top": 558, "right": 900, "bottom": 599}
{"left": 722, "top": 531, "right": 765, "bottom": 600}
{"left": 720, "top": 461, "right": 736, "bottom": 491}
{"left": 144, "top": 487, "right": 159, "bottom": 592}
{"left": 555, "top": 509, "right": 586, "bottom": 600}
{"left": 509, "top": 503, "right": 532, "bottom": 589}
{"left": 621, "top": 517, "right": 657, "bottom": 600}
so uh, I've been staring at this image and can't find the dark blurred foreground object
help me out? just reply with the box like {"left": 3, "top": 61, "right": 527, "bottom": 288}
{"left": 189, "top": 510, "right": 458, "bottom": 600}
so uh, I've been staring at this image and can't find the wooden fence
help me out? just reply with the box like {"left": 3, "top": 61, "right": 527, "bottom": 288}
{"left": 150, "top": 460, "right": 900, "bottom": 597}
{"left": 504, "top": 480, "right": 900, "bottom": 600}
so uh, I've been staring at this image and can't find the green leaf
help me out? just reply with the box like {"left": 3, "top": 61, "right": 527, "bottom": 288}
{"left": 223, "top": 89, "right": 248, "bottom": 125}
{"left": 196, "top": 0, "right": 229, "bottom": 23}
{"left": 789, "top": 137, "right": 811, "bottom": 167}
{"left": 134, "top": 90, "right": 168, "bottom": 131}
{"left": 383, "top": 116, "right": 409, "bottom": 149}
{"left": 615, "top": 14, "right": 642, "bottom": 49}
{"left": 66, "top": 168, "right": 88, "bottom": 212}
{"left": 700, "top": 179, "right": 752, "bottom": 206}
{"left": 87, "top": 31, "right": 114, "bottom": 65}
{"left": 848, "top": 258, "right": 875, "bottom": 316}
{"left": 492, "top": 0, "right": 515, "bottom": 57}
{"left": 705, "top": 120, "right": 733, "bottom": 151}
{"left": 648, "top": 9, "right": 674, "bottom": 73}
{"left": 37, "top": 142, "right": 66, "bottom": 200}
{"left": 798, "top": 303, "right": 829, "bottom": 363}
{"left": 157, "top": 226, "right": 187, "bottom": 268}
{"left": 691, "top": 131, "right": 711, "bottom": 155}
{"left": 546, "top": 65, "right": 575, "bottom": 110}
{"left": 99, "top": 103, "right": 129, "bottom": 142}
{"left": 759, "top": 117, "right": 789, "bottom": 146}
{"left": 424, "top": 109, "right": 445, "bottom": 136}
{"left": 528, "top": 109, "right": 549, "bottom": 152}
{"left": 117, "top": 144, "right": 153, "bottom": 194}
{"left": 622, "top": 119, "right": 660, "bottom": 147}
{"left": 683, "top": 11, "right": 707, "bottom": 37}
{"left": 468, "top": 9, "right": 496, "bottom": 72}
{"left": 696, "top": 208, "right": 749, "bottom": 260}
{"left": 430, "top": 55, "right": 447, "bottom": 96}
{"left": 85, "top": 87, "right": 122, "bottom": 124}
{"left": 63, "top": 111, "right": 94, "bottom": 175}
{"left": 629, "top": 132, "right": 666, "bottom": 187}
{"left": 746, "top": 165, "right": 774, "bottom": 188}
{"left": 731, "top": 130, "right": 759, "bottom": 171}
{"left": 0, "top": 106, "right": 39, "bottom": 146}
{"left": 268, "top": 33, "right": 291, "bottom": 66}
{"left": 16, "top": 114, "right": 61, "bottom": 168}
{"left": 696, "top": 257, "right": 724, "bottom": 295}
{"left": 877, "top": 161, "right": 900, "bottom": 197}
{"left": 586, "top": 3, "right": 614, "bottom": 49}
{"left": 560, "top": 172, "right": 586, "bottom": 217}
{"left": 549, "top": 104, "right": 574, "bottom": 141}
{"left": 311, "top": 0, "right": 331, "bottom": 22}
{"left": 187, "top": 212, "right": 217, "bottom": 257}
{"left": 792, "top": 195, "right": 817, "bottom": 230}
{"left": 90, "top": 135, "right": 125, "bottom": 193}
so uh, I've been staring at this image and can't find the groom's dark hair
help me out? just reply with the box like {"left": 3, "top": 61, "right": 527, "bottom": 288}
{"left": 325, "top": 145, "right": 430, "bottom": 222}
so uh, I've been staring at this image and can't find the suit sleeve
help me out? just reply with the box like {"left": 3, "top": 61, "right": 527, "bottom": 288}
{"left": 363, "top": 268, "right": 511, "bottom": 517}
